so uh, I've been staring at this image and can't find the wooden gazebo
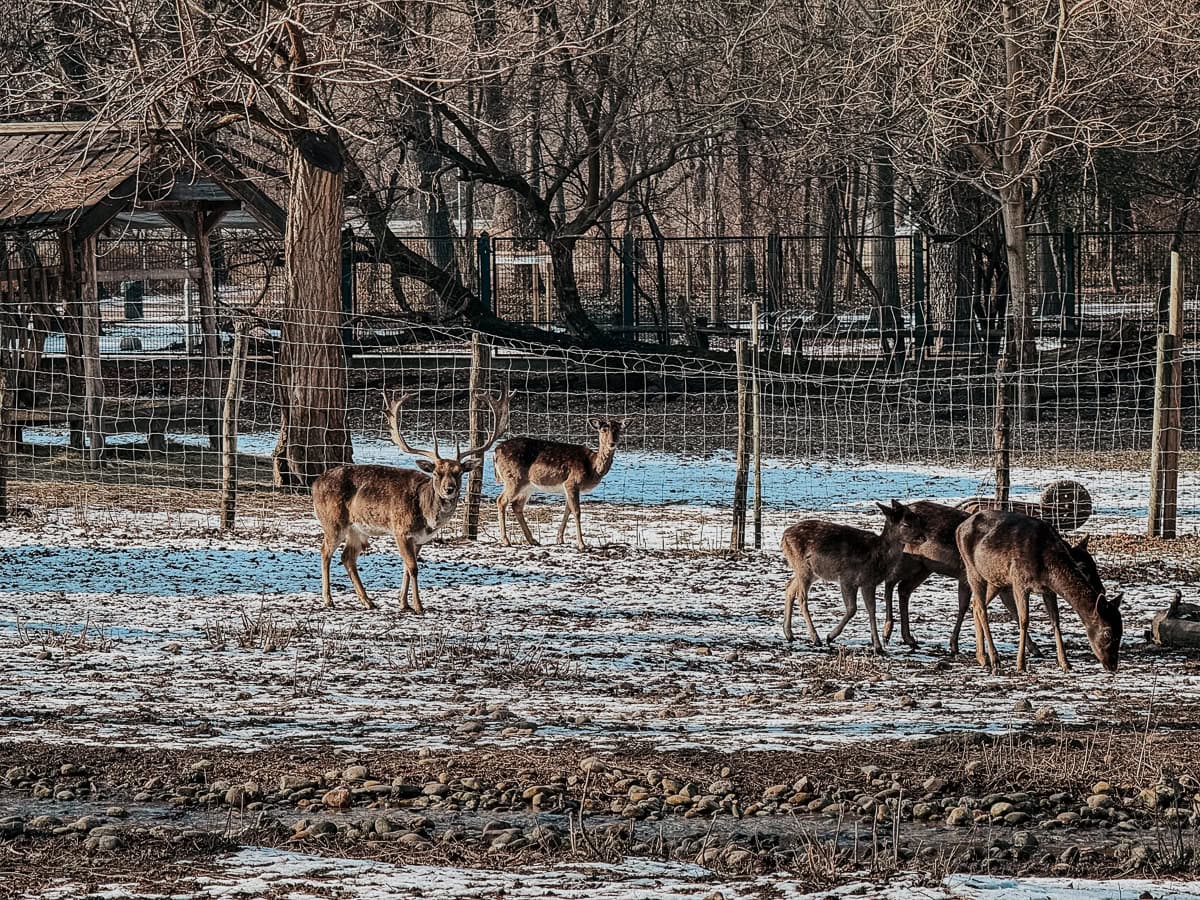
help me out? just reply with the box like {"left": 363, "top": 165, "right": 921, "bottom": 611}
{"left": 0, "top": 121, "right": 284, "bottom": 467}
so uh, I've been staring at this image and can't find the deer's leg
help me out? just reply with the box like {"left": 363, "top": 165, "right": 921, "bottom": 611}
{"left": 827, "top": 581, "right": 858, "bottom": 644}
{"left": 960, "top": 571, "right": 988, "bottom": 672}
{"left": 897, "top": 571, "right": 928, "bottom": 650}
{"left": 863, "top": 583, "right": 885, "bottom": 655}
{"left": 1042, "top": 589, "right": 1071, "bottom": 672}
{"left": 320, "top": 530, "right": 340, "bottom": 610}
{"left": 555, "top": 489, "right": 571, "bottom": 544}
{"left": 512, "top": 493, "right": 539, "bottom": 546}
{"left": 566, "top": 484, "right": 585, "bottom": 551}
{"left": 786, "top": 569, "right": 820, "bottom": 645}
{"left": 340, "top": 534, "right": 374, "bottom": 610}
{"left": 949, "top": 579, "right": 972, "bottom": 656}
{"left": 999, "top": 587, "right": 1043, "bottom": 658}
{"left": 883, "top": 580, "right": 896, "bottom": 644}
{"left": 978, "top": 584, "right": 1002, "bottom": 674}
{"left": 496, "top": 488, "right": 512, "bottom": 547}
{"left": 396, "top": 536, "right": 422, "bottom": 614}
{"left": 1012, "top": 583, "right": 1031, "bottom": 674}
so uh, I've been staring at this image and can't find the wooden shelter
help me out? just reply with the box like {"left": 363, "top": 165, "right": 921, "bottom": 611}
{"left": 0, "top": 122, "right": 284, "bottom": 478}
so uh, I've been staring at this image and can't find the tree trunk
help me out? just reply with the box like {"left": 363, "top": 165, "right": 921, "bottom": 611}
{"left": 999, "top": 182, "right": 1036, "bottom": 416}
{"left": 816, "top": 176, "right": 842, "bottom": 320}
{"left": 872, "top": 143, "right": 905, "bottom": 371}
{"left": 926, "top": 176, "right": 973, "bottom": 353}
{"left": 273, "top": 141, "right": 353, "bottom": 487}
{"left": 547, "top": 235, "right": 606, "bottom": 343}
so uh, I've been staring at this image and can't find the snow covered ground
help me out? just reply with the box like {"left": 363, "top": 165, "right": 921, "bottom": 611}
{"left": 23, "top": 849, "right": 1200, "bottom": 900}
{"left": 0, "top": 484, "right": 1194, "bottom": 753}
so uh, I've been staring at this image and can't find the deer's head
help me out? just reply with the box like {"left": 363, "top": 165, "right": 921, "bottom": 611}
{"left": 385, "top": 390, "right": 511, "bottom": 503}
{"left": 876, "top": 499, "right": 926, "bottom": 546}
{"left": 1070, "top": 535, "right": 1123, "bottom": 672}
{"left": 589, "top": 417, "right": 631, "bottom": 448}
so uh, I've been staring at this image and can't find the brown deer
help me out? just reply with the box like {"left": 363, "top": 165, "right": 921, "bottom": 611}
{"left": 781, "top": 501, "right": 927, "bottom": 653}
{"left": 493, "top": 417, "right": 630, "bottom": 550}
{"left": 883, "top": 500, "right": 1043, "bottom": 655}
{"left": 956, "top": 509, "right": 1122, "bottom": 673}
{"left": 312, "top": 390, "right": 509, "bottom": 612}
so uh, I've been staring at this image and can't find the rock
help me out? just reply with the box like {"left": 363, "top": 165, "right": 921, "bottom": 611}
{"left": 708, "top": 779, "right": 734, "bottom": 795}
{"left": 724, "top": 848, "right": 753, "bottom": 867}
{"left": 990, "top": 802, "right": 1015, "bottom": 818}
{"left": 391, "top": 781, "right": 422, "bottom": 799}
{"left": 26, "top": 816, "right": 61, "bottom": 832}
{"left": 343, "top": 765, "right": 369, "bottom": 783}
{"left": 763, "top": 784, "right": 790, "bottom": 800}
{"left": 225, "top": 787, "right": 246, "bottom": 806}
{"left": 860, "top": 765, "right": 882, "bottom": 781}
{"left": 397, "top": 832, "right": 432, "bottom": 849}
{"left": 0, "top": 818, "right": 24, "bottom": 839}
{"left": 71, "top": 816, "right": 104, "bottom": 833}
{"left": 54, "top": 790, "right": 76, "bottom": 802}
{"left": 964, "top": 760, "right": 985, "bottom": 777}
{"left": 1092, "top": 781, "right": 1113, "bottom": 795}
{"left": 579, "top": 756, "right": 607, "bottom": 774}
{"left": 280, "top": 775, "right": 314, "bottom": 792}
{"left": 946, "top": 806, "right": 970, "bottom": 826}
{"left": 832, "top": 686, "right": 855, "bottom": 701}
{"left": 321, "top": 788, "right": 351, "bottom": 809}
{"left": 911, "top": 802, "right": 934, "bottom": 821}
{"left": 1034, "top": 706, "right": 1058, "bottom": 722}
{"left": 1013, "top": 698, "right": 1033, "bottom": 712}
{"left": 922, "top": 776, "right": 948, "bottom": 795}
{"left": 1086, "top": 794, "right": 1115, "bottom": 811}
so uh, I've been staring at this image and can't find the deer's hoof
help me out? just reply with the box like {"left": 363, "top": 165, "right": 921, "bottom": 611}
{"left": 904, "top": 639, "right": 920, "bottom": 651}
{"left": 882, "top": 621, "right": 894, "bottom": 643}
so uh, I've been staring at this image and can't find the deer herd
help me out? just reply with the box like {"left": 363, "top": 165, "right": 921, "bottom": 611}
{"left": 314, "top": 389, "right": 1126, "bottom": 676}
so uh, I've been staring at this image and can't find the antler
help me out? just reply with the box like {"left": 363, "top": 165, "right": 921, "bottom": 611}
{"left": 383, "top": 392, "right": 443, "bottom": 462}
{"left": 457, "top": 388, "right": 512, "bottom": 461}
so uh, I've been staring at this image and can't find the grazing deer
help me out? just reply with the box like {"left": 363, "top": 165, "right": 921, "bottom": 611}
{"left": 883, "top": 500, "right": 1042, "bottom": 655}
{"left": 312, "top": 390, "right": 509, "bottom": 612}
{"left": 493, "top": 417, "right": 630, "bottom": 550}
{"left": 780, "top": 500, "right": 926, "bottom": 653}
{"left": 956, "top": 509, "right": 1122, "bottom": 673}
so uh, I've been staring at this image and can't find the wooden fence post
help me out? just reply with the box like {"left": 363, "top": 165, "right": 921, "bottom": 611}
{"left": 195, "top": 212, "right": 221, "bottom": 450}
{"left": 220, "top": 323, "right": 250, "bottom": 531}
{"left": 994, "top": 359, "right": 1011, "bottom": 506}
{"left": 731, "top": 339, "right": 749, "bottom": 551}
{"left": 78, "top": 233, "right": 104, "bottom": 469}
{"left": 464, "top": 334, "right": 492, "bottom": 540}
{"left": 1149, "top": 251, "right": 1185, "bottom": 538}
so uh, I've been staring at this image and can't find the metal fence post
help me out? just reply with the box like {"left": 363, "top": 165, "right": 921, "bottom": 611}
{"left": 911, "top": 231, "right": 926, "bottom": 361}
{"left": 621, "top": 232, "right": 635, "bottom": 330}
{"left": 1063, "top": 226, "right": 1077, "bottom": 332}
{"left": 476, "top": 233, "right": 492, "bottom": 314}
{"left": 341, "top": 228, "right": 354, "bottom": 351}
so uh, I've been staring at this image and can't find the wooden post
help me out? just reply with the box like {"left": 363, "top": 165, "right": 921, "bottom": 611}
{"left": 59, "top": 232, "right": 85, "bottom": 450}
{"left": 1148, "top": 332, "right": 1172, "bottom": 537}
{"left": 731, "top": 339, "right": 750, "bottom": 551}
{"left": 1149, "top": 252, "right": 1185, "bottom": 538}
{"left": 0, "top": 364, "right": 8, "bottom": 523}
{"left": 220, "top": 323, "right": 249, "bottom": 531}
{"left": 78, "top": 233, "right": 104, "bottom": 468}
{"left": 195, "top": 211, "right": 221, "bottom": 450}
{"left": 751, "top": 302, "right": 763, "bottom": 550}
{"left": 463, "top": 334, "right": 492, "bottom": 540}
{"left": 994, "top": 359, "right": 1010, "bottom": 506}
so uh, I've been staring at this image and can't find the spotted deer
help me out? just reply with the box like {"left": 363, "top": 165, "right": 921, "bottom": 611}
{"left": 780, "top": 500, "right": 927, "bottom": 653}
{"left": 956, "top": 509, "right": 1122, "bottom": 673}
{"left": 312, "top": 390, "right": 509, "bottom": 612}
{"left": 884, "top": 500, "right": 1042, "bottom": 654}
{"left": 493, "top": 417, "right": 630, "bottom": 550}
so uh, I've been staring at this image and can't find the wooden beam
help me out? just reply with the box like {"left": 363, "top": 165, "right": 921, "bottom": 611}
{"left": 196, "top": 145, "right": 286, "bottom": 236}
{"left": 70, "top": 173, "right": 140, "bottom": 239}
{"left": 95, "top": 266, "right": 199, "bottom": 283}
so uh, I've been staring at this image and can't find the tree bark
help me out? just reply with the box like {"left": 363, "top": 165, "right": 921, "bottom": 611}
{"left": 873, "top": 142, "right": 905, "bottom": 371}
{"left": 273, "top": 141, "right": 354, "bottom": 487}
{"left": 816, "top": 176, "right": 842, "bottom": 320}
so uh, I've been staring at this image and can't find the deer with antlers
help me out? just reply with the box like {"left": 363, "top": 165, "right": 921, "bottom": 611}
{"left": 493, "top": 417, "right": 631, "bottom": 550}
{"left": 312, "top": 390, "right": 509, "bottom": 612}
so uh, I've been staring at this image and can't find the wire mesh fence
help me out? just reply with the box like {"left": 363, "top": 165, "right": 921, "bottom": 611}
{"left": 2, "top": 227, "right": 1198, "bottom": 542}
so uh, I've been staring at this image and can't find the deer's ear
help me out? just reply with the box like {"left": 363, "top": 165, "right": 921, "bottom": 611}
{"left": 461, "top": 458, "right": 480, "bottom": 473}
{"left": 876, "top": 502, "right": 895, "bottom": 518}
{"left": 415, "top": 459, "right": 437, "bottom": 474}
{"left": 619, "top": 417, "right": 634, "bottom": 428}
{"left": 1110, "top": 591, "right": 1123, "bottom": 608}
{"left": 588, "top": 418, "right": 602, "bottom": 430}
{"left": 1075, "top": 535, "right": 1090, "bottom": 552}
